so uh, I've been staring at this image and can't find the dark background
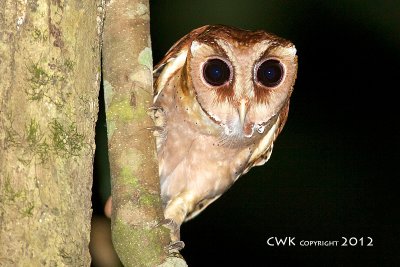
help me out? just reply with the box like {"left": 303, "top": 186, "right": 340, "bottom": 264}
{"left": 93, "top": 1, "right": 400, "bottom": 266}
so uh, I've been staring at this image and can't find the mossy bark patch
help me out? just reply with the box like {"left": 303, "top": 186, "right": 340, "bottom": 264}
{"left": 120, "top": 166, "right": 140, "bottom": 188}
{"left": 102, "top": 0, "right": 173, "bottom": 265}
{"left": 138, "top": 47, "right": 153, "bottom": 70}
{"left": 113, "top": 218, "right": 168, "bottom": 266}
{"left": 106, "top": 98, "right": 135, "bottom": 122}
{"left": 0, "top": 0, "right": 103, "bottom": 265}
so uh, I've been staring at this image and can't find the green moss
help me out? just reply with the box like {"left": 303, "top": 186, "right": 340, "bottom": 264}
{"left": 139, "top": 192, "right": 159, "bottom": 207}
{"left": 64, "top": 58, "right": 75, "bottom": 72}
{"left": 25, "top": 118, "right": 50, "bottom": 163}
{"left": 1, "top": 176, "right": 34, "bottom": 218}
{"left": 1, "top": 176, "right": 23, "bottom": 202}
{"left": 6, "top": 118, "right": 84, "bottom": 163}
{"left": 133, "top": 102, "right": 147, "bottom": 121}
{"left": 128, "top": 96, "right": 148, "bottom": 122}
{"left": 113, "top": 218, "right": 166, "bottom": 266}
{"left": 120, "top": 166, "right": 139, "bottom": 188}
{"left": 26, "top": 63, "right": 50, "bottom": 100}
{"left": 36, "top": 142, "right": 51, "bottom": 163}
{"left": 105, "top": 83, "right": 148, "bottom": 125}
{"left": 21, "top": 202, "right": 35, "bottom": 217}
{"left": 31, "top": 27, "right": 48, "bottom": 42}
{"left": 138, "top": 47, "right": 153, "bottom": 70}
{"left": 32, "top": 28, "right": 42, "bottom": 40}
{"left": 119, "top": 148, "right": 143, "bottom": 174}
{"left": 26, "top": 118, "right": 41, "bottom": 144}
{"left": 25, "top": 59, "right": 73, "bottom": 106}
{"left": 49, "top": 119, "right": 85, "bottom": 157}
{"left": 4, "top": 127, "right": 20, "bottom": 146}
{"left": 106, "top": 98, "right": 134, "bottom": 122}
{"left": 3, "top": 114, "right": 21, "bottom": 148}
{"left": 28, "top": 63, "right": 50, "bottom": 86}
{"left": 4, "top": 117, "right": 88, "bottom": 164}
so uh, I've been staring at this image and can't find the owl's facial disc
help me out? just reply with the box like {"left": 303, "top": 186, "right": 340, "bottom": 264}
{"left": 184, "top": 28, "right": 297, "bottom": 142}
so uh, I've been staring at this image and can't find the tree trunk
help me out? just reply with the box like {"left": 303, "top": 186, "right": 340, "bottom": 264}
{"left": 0, "top": 0, "right": 103, "bottom": 265}
{"left": 102, "top": 0, "right": 187, "bottom": 266}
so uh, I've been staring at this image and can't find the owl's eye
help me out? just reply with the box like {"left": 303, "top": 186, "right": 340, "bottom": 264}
{"left": 202, "top": 58, "right": 231, "bottom": 86}
{"left": 256, "top": 59, "right": 284, "bottom": 87}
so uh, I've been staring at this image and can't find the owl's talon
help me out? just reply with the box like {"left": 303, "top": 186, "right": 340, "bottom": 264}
{"left": 145, "top": 126, "right": 164, "bottom": 134}
{"left": 148, "top": 105, "right": 162, "bottom": 111}
{"left": 160, "top": 219, "right": 185, "bottom": 252}
{"left": 159, "top": 218, "right": 182, "bottom": 246}
{"left": 165, "top": 240, "right": 185, "bottom": 253}
{"left": 160, "top": 218, "right": 177, "bottom": 230}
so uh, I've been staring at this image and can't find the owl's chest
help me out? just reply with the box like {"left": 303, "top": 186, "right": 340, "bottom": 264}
{"left": 156, "top": 93, "right": 256, "bottom": 200}
{"left": 158, "top": 121, "right": 253, "bottom": 199}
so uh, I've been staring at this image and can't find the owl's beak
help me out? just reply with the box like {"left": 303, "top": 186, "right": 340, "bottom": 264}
{"left": 239, "top": 99, "right": 247, "bottom": 127}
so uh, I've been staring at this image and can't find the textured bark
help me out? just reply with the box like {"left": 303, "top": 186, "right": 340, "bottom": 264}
{"left": 0, "top": 0, "right": 102, "bottom": 266}
{"left": 102, "top": 0, "right": 187, "bottom": 266}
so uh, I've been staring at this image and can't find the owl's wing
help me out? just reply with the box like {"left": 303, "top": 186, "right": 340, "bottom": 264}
{"left": 153, "top": 25, "right": 211, "bottom": 101}
{"left": 242, "top": 101, "right": 290, "bottom": 174}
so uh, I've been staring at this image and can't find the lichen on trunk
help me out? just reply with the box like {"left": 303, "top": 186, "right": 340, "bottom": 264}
{"left": 0, "top": 0, "right": 102, "bottom": 265}
{"left": 102, "top": 0, "right": 187, "bottom": 266}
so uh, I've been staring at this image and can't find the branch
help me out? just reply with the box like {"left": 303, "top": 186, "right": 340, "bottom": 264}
{"left": 102, "top": 1, "right": 187, "bottom": 266}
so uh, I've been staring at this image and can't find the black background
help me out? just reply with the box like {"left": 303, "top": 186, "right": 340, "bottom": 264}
{"left": 94, "top": 1, "right": 400, "bottom": 266}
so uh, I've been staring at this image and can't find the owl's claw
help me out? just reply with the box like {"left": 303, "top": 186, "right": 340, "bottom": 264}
{"left": 165, "top": 240, "right": 185, "bottom": 253}
{"left": 148, "top": 105, "right": 162, "bottom": 110}
{"left": 160, "top": 218, "right": 177, "bottom": 229}
{"left": 145, "top": 126, "right": 164, "bottom": 136}
{"left": 160, "top": 218, "right": 180, "bottom": 240}
{"left": 159, "top": 218, "right": 184, "bottom": 251}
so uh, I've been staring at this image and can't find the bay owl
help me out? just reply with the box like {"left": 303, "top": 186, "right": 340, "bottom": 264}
{"left": 153, "top": 25, "right": 297, "bottom": 245}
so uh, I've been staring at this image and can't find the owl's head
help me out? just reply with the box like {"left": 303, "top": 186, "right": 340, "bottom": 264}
{"left": 155, "top": 25, "right": 297, "bottom": 140}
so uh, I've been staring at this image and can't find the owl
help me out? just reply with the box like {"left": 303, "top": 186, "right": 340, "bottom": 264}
{"left": 152, "top": 25, "right": 297, "bottom": 247}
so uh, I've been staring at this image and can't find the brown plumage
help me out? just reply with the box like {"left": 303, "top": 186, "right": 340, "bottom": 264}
{"left": 152, "top": 25, "right": 298, "bottom": 245}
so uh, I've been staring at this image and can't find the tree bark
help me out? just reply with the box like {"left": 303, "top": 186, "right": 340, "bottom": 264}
{"left": 0, "top": 0, "right": 103, "bottom": 265}
{"left": 102, "top": 0, "right": 187, "bottom": 266}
